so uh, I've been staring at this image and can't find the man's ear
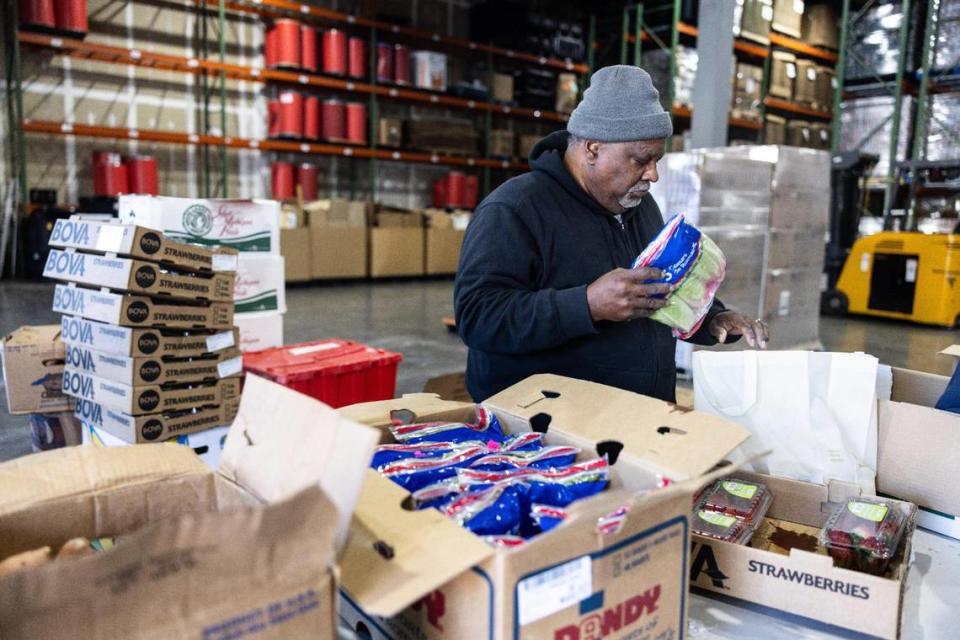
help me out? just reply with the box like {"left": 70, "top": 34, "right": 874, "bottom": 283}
{"left": 585, "top": 140, "right": 601, "bottom": 164}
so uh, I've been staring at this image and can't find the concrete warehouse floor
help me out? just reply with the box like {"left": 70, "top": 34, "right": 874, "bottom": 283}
{"left": 1, "top": 279, "right": 959, "bottom": 462}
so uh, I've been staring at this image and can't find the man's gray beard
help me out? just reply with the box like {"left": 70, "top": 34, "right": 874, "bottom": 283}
{"left": 618, "top": 190, "right": 648, "bottom": 209}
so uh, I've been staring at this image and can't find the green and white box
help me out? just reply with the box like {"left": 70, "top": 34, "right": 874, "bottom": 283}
{"left": 235, "top": 254, "right": 286, "bottom": 314}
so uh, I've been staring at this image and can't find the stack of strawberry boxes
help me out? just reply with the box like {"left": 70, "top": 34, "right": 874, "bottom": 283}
{"left": 44, "top": 217, "right": 243, "bottom": 468}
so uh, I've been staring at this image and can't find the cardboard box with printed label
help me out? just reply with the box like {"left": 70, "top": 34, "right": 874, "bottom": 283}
{"left": 235, "top": 254, "right": 286, "bottom": 314}
{"left": 310, "top": 227, "right": 368, "bottom": 280}
{"left": 369, "top": 228, "right": 425, "bottom": 278}
{"left": 1, "top": 326, "right": 72, "bottom": 415}
{"left": 118, "top": 195, "right": 281, "bottom": 254}
{"left": 48, "top": 218, "right": 239, "bottom": 274}
{"left": 769, "top": 51, "right": 797, "bottom": 100}
{"left": 0, "top": 374, "right": 380, "bottom": 640}
{"left": 63, "top": 343, "right": 243, "bottom": 386}
{"left": 61, "top": 368, "right": 241, "bottom": 416}
{"left": 877, "top": 349, "right": 960, "bottom": 540}
{"left": 52, "top": 284, "right": 235, "bottom": 330}
{"left": 59, "top": 316, "right": 238, "bottom": 358}
{"left": 690, "top": 471, "right": 918, "bottom": 640}
{"left": 235, "top": 311, "right": 284, "bottom": 352}
{"left": 44, "top": 249, "right": 236, "bottom": 302}
{"left": 74, "top": 396, "right": 240, "bottom": 443}
{"left": 336, "top": 374, "right": 751, "bottom": 640}
{"left": 82, "top": 421, "right": 231, "bottom": 469}
{"left": 281, "top": 228, "right": 312, "bottom": 282}
{"left": 378, "top": 118, "right": 404, "bottom": 148}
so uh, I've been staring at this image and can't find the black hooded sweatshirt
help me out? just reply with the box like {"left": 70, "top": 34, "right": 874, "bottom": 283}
{"left": 454, "top": 130, "right": 728, "bottom": 402}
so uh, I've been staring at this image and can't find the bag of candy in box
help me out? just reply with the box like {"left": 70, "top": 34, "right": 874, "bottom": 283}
{"left": 632, "top": 214, "right": 726, "bottom": 339}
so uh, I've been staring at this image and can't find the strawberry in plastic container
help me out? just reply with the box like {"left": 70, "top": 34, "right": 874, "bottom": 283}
{"left": 820, "top": 497, "right": 912, "bottom": 576}
{"left": 699, "top": 478, "right": 773, "bottom": 524}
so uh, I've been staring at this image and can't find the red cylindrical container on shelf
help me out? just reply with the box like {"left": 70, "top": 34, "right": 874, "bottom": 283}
{"left": 300, "top": 25, "right": 318, "bottom": 72}
{"left": 277, "top": 91, "right": 303, "bottom": 138}
{"left": 53, "top": 0, "right": 88, "bottom": 36}
{"left": 393, "top": 44, "right": 411, "bottom": 85}
{"left": 93, "top": 160, "right": 129, "bottom": 197}
{"left": 268, "top": 99, "right": 281, "bottom": 138}
{"left": 264, "top": 26, "right": 278, "bottom": 68}
{"left": 321, "top": 99, "right": 345, "bottom": 141}
{"left": 19, "top": 0, "right": 55, "bottom": 29}
{"left": 126, "top": 156, "right": 159, "bottom": 195}
{"left": 464, "top": 175, "right": 479, "bottom": 209}
{"left": 376, "top": 42, "right": 393, "bottom": 83}
{"left": 92, "top": 150, "right": 121, "bottom": 166}
{"left": 432, "top": 177, "right": 447, "bottom": 208}
{"left": 271, "top": 161, "right": 294, "bottom": 199}
{"left": 446, "top": 171, "right": 466, "bottom": 208}
{"left": 296, "top": 163, "right": 318, "bottom": 200}
{"left": 303, "top": 96, "right": 320, "bottom": 140}
{"left": 345, "top": 102, "right": 367, "bottom": 145}
{"left": 348, "top": 37, "right": 366, "bottom": 79}
{"left": 273, "top": 19, "right": 301, "bottom": 69}
{"left": 322, "top": 28, "right": 347, "bottom": 75}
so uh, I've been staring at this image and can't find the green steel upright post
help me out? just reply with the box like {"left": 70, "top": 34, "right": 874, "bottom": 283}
{"left": 907, "top": 0, "right": 940, "bottom": 229}
{"left": 620, "top": 7, "right": 629, "bottom": 65}
{"left": 634, "top": 5, "right": 643, "bottom": 66}
{"left": 218, "top": 0, "right": 227, "bottom": 197}
{"left": 758, "top": 49, "right": 772, "bottom": 142}
{"left": 665, "top": 0, "right": 682, "bottom": 151}
{"left": 882, "top": 0, "right": 912, "bottom": 219}
{"left": 831, "top": 0, "right": 852, "bottom": 152}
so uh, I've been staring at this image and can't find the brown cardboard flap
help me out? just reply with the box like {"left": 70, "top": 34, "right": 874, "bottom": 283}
{"left": 889, "top": 367, "right": 948, "bottom": 406}
{"left": 0, "top": 445, "right": 208, "bottom": 518}
{"left": 337, "top": 393, "right": 475, "bottom": 429}
{"left": 878, "top": 400, "right": 960, "bottom": 516}
{"left": 339, "top": 470, "right": 494, "bottom": 617}
{"left": 939, "top": 345, "right": 960, "bottom": 358}
{"left": 219, "top": 374, "right": 380, "bottom": 546}
{"left": 485, "top": 374, "right": 751, "bottom": 480}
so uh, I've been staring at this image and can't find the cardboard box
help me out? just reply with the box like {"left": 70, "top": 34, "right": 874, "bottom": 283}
{"left": 375, "top": 208, "right": 424, "bottom": 228}
{"left": 766, "top": 228, "right": 827, "bottom": 270}
{"left": 280, "top": 203, "right": 304, "bottom": 230}
{"left": 28, "top": 412, "right": 81, "bottom": 451}
{"left": 281, "top": 227, "right": 312, "bottom": 282}
{"left": 422, "top": 371, "right": 470, "bottom": 402}
{"left": 310, "top": 227, "right": 368, "bottom": 279}
{"left": 0, "top": 374, "right": 380, "bottom": 639}
{"left": 337, "top": 374, "right": 750, "bottom": 639}
{"left": 369, "top": 228, "right": 424, "bottom": 278}
{"left": 64, "top": 343, "right": 242, "bottom": 386}
{"left": 803, "top": 2, "right": 839, "bottom": 50}
{"left": 52, "top": 284, "right": 235, "bottom": 329}
{"left": 44, "top": 249, "right": 236, "bottom": 302}
{"left": 62, "top": 367, "right": 242, "bottom": 416}
{"left": 235, "top": 254, "right": 286, "bottom": 314}
{"left": 690, "top": 471, "right": 917, "bottom": 639}
{"left": 118, "top": 195, "right": 281, "bottom": 255}
{"left": 877, "top": 355, "right": 960, "bottom": 540}
{"left": 378, "top": 117, "right": 404, "bottom": 148}
{"left": 518, "top": 134, "right": 540, "bottom": 159}
{"left": 1, "top": 326, "right": 71, "bottom": 415}
{"left": 412, "top": 51, "right": 447, "bottom": 92}
{"left": 489, "top": 129, "right": 515, "bottom": 157}
{"left": 235, "top": 311, "right": 284, "bottom": 352}
{"left": 74, "top": 396, "right": 240, "bottom": 443}
{"left": 769, "top": 51, "right": 797, "bottom": 100}
{"left": 49, "top": 218, "right": 239, "bottom": 274}
{"left": 772, "top": 0, "right": 803, "bottom": 38}
{"left": 308, "top": 198, "right": 369, "bottom": 228}
{"left": 60, "top": 315, "right": 238, "bottom": 358}
{"left": 556, "top": 72, "right": 579, "bottom": 114}
{"left": 82, "top": 421, "right": 231, "bottom": 469}
{"left": 795, "top": 59, "right": 818, "bottom": 106}
{"left": 424, "top": 228, "right": 465, "bottom": 275}
{"left": 765, "top": 114, "right": 787, "bottom": 145}
{"left": 487, "top": 72, "right": 514, "bottom": 103}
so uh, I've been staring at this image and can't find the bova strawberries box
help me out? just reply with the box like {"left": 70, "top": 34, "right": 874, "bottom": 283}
{"left": 52, "top": 284, "right": 234, "bottom": 329}
{"left": 48, "top": 218, "right": 239, "bottom": 274}
{"left": 44, "top": 249, "right": 235, "bottom": 302}
{"left": 60, "top": 315, "right": 238, "bottom": 359}
{"left": 337, "top": 374, "right": 750, "bottom": 640}
{"left": 64, "top": 342, "right": 242, "bottom": 386}
{"left": 74, "top": 396, "right": 240, "bottom": 443}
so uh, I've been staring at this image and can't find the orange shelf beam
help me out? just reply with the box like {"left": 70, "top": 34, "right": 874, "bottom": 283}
{"left": 18, "top": 31, "right": 569, "bottom": 124}
{"left": 21, "top": 120, "right": 530, "bottom": 171}
{"left": 768, "top": 33, "right": 838, "bottom": 64}
{"left": 763, "top": 97, "right": 832, "bottom": 119}
{"left": 670, "top": 105, "right": 762, "bottom": 131}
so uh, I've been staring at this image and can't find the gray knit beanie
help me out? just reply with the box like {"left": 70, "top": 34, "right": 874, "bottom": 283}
{"left": 567, "top": 65, "right": 673, "bottom": 142}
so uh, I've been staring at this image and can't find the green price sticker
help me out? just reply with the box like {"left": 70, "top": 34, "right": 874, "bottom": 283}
{"left": 848, "top": 501, "right": 889, "bottom": 522}
{"left": 722, "top": 481, "right": 758, "bottom": 500}
{"left": 698, "top": 510, "right": 737, "bottom": 528}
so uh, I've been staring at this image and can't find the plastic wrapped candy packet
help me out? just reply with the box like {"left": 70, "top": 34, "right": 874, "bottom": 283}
{"left": 390, "top": 407, "right": 506, "bottom": 445}
{"left": 531, "top": 504, "right": 568, "bottom": 533}
{"left": 484, "top": 535, "right": 525, "bottom": 548}
{"left": 697, "top": 478, "right": 773, "bottom": 524}
{"left": 819, "top": 497, "right": 912, "bottom": 576}
{"left": 692, "top": 509, "right": 757, "bottom": 544}
{"left": 379, "top": 445, "right": 487, "bottom": 492}
{"left": 469, "top": 445, "right": 580, "bottom": 472}
{"left": 371, "top": 441, "right": 464, "bottom": 469}
{"left": 410, "top": 478, "right": 466, "bottom": 510}
{"left": 443, "top": 483, "right": 526, "bottom": 536}
{"left": 459, "top": 457, "right": 611, "bottom": 508}
{"left": 500, "top": 432, "right": 544, "bottom": 452}
{"left": 631, "top": 214, "right": 726, "bottom": 339}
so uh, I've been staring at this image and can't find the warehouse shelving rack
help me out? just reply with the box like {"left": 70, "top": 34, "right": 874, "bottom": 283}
{"left": 3, "top": 0, "right": 594, "bottom": 213}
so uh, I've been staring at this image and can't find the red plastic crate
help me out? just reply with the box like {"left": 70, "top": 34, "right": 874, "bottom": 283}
{"left": 243, "top": 339, "right": 403, "bottom": 408}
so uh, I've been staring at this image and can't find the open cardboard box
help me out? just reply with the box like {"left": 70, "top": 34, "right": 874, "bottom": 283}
{"left": 877, "top": 348, "right": 960, "bottom": 540}
{"left": 1, "top": 325, "right": 72, "bottom": 415}
{"left": 337, "top": 374, "right": 751, "bottom": 640}
{"left": 689, "top": 471, "right": 918, "bottom": 639}
{"left": 0, "top": 374, "right": 379, "bottom": 639}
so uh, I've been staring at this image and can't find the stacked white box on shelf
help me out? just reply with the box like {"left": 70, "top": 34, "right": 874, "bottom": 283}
{"left": 44, "top": 217, "right": 243, "bottom": 468}
{"left": 650, "top": 146, "right": 829, "bottom": 372}
{"left": 118, "top": 195, "right": 285, "bottom": 351}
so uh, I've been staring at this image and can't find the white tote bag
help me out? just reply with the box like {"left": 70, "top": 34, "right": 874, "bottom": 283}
{"left": 693, "top": 350, "right": 883, "bottom": 493}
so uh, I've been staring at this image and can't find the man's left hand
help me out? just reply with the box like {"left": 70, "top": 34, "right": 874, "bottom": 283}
{"left": 709, "top": 311, "right": 769, "bottom": 349}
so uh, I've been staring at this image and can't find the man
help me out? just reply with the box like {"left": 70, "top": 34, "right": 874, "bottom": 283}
{"left": 454, "top": 65, "right": 768, "bottom": 402}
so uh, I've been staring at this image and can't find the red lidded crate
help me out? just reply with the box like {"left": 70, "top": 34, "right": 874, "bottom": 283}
{"left": 243, "top": 339, "right": 403, "bottom": 408}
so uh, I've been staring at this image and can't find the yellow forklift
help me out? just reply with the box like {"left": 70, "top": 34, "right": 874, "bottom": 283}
{"left": 821, "top": 155, "right": 960, "bottom": 328}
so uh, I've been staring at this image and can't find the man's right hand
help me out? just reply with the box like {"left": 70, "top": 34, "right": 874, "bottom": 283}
{"left": 586, "top": 268, "right": 674, "bottom": 323}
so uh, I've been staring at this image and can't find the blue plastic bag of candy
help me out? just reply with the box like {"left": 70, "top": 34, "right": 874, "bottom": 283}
{"left": 531, "top": 504, "right": 568, "bottom": 533}
{"left": 469, "top": 445, "right": 579, "bottom": 472}
{"left": 411, "top": 478, "right": 466, "bottom": 510}
{"left": 443, "top": 483, "right": 526, "bottom": 536}
{"left": 390, "top": 407, "right": 506, "bottom": 445}
{"left": 379, "top": 445, "right": 487, "bottom": 492}
{"left": 459, "top": 458, "right": 610, "bottom": 508}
